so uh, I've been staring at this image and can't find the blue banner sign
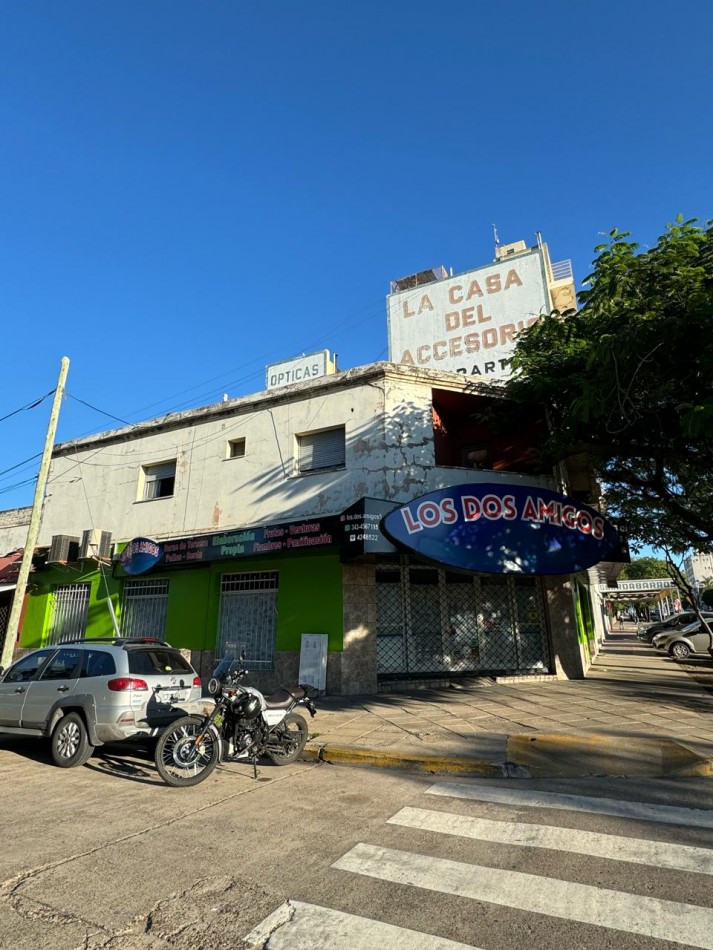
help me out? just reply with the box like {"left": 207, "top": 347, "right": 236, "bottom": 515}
{"left": 380, "top": 484, "right": 621, "bottom": 575}
{"left": 120, "top": 537, "right": 163, "bottom": 575}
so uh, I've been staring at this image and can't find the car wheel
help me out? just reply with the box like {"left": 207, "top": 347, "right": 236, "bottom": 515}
{"left": 670, "top": 642, "right": 691, "bottom": 660}
{"left": 50, "top": 712, "right": 94, "bottom": 768}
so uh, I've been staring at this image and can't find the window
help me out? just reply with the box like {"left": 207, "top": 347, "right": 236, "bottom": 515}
{"left": 217, "top": 571, "right": 278, "bottom": 670}
{"left": 47, "top": 584, "right": 91, "bottom": 644}
{"left": 141, "top": 461, "right": 176, "bottom": 500}
{"left": 121, "top": 578, "right": 169, "bottom": 639}
{"left": 40, "top": 648, "right": 82, "bottom": 681}
{"left": 81, "top": 650, "right": 116, "bottom": 678}
{"left": 227, "top": 438, "right": 246, "bottom": 459}
{"left": 127, "top": 649, "right": 192, "bottom": 676}
{"left": 4, "top": 649, "right": 55, "bottom": 683}
{"left": 296, "top": 426, "right": 345, "bottom": 474}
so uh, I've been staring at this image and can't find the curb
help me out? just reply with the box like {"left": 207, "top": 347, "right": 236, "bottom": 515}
{"left": 303, "top": 735, "right": 713, "bottom": 780}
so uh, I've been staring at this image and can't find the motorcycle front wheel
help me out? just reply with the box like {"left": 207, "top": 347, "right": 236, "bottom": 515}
{"left": 267, "top": 712, "right": 309, "bottom": 765}
{"left": 155, "top": 715, "right": 220, "bottom": 787}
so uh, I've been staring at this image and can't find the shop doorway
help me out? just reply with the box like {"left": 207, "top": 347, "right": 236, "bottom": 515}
{"left": 217, "top": 571, "right": 278, "bottom": 671}
{"left": 376, "top": 562, "right": 550, "bottom": 679}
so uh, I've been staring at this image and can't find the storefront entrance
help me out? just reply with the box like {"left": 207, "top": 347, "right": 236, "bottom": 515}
{"left": 375, "top": 561, "right": 550, "bottom": 679}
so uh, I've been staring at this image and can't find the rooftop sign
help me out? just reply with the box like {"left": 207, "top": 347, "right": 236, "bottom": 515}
{"left": 387, "top": 250, "right": 549, "bottom": 380}
{"left": 381, "top": 483, "right": 620, "bottom": 575}
{"left": 266, "top": 350, "right": 336, "bottom": 391}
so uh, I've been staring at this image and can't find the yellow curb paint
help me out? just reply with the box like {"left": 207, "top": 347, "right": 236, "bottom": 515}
{"left": 302, "top": 742, "right": 503, "bottom": 776}
{"left": 506, "top": 733, "right": 711, "bottom": 778}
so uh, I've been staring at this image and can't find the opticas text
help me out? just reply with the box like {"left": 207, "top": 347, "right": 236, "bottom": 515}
{"left": 401, "top": 494, "right": 606, "bottom": 540}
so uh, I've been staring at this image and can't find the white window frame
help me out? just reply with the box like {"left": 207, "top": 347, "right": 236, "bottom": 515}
{"left": 295, "top": 425, "right": 346, "bottom": 475}
{"left": 139, "top": 460, "right": 176, "bottom": 501}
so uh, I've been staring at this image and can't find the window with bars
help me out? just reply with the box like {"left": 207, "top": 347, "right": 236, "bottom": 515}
{"left": 121, "top": 578, "right": 169, "bottom": 639}
{"left": 141, "top": 461, "right": 176, "bottom": 500}
{"left": 375, "top": 563, "right": 550, "bottom": 678}
{"left": 217, "top": 572, "right": 278, "bottom": 670}
{"left": 296, "top": 426, "right": 345, "bottom": 474}
{"left": 47, "top": 584, "right": 91, "bottom": 645}
{"left": 227, "top": 438, "right": 246, "bottom": 459}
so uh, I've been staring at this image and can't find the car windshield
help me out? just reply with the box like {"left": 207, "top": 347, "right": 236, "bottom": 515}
{"left": 128, "top": 649, "right": 193, "bottom": 676}
{"left": 213, "top": 654, "right": 234, "bottom": 679}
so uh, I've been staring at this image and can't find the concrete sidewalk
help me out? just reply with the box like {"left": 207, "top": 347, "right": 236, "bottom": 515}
{"left": 303, "top": 629, "right": 713, "bottom": 779}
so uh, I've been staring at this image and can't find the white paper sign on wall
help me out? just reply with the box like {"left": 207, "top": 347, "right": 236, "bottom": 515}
{"left": 299, "top": 634, "right": 328, "bottom": 692}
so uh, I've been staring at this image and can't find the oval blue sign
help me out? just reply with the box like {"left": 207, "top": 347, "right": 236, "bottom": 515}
{"left": 380, "top": 484, "right": 620, "bottom": 575}
{"left": 120, "top": 537, "right": 163, "bottom": 575}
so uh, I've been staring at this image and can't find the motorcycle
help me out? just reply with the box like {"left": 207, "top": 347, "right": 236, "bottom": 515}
{"left": 154, "top": 653, "right": 317, "bottom": 787}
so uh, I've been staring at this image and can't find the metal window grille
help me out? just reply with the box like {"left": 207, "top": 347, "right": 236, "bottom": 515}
{"left": 47, "top": 584, "right": 91, "bottom": 645}
{"left": 121, "top": 578, "right": 169, "bottom": 639}
{"left": 0, "top": 603, "right": 8, "bottom": 654}
{"left": 376, "top": 562, "right": 550, "bottom": 678}
{"left": 297, "top": 427, "right": 345, "bottom": 473}
{"left": 217, "top": 572, "right": 278, "bottom": 670}
{"left": 142, "top": 461, "right": 176, "bottom": 500}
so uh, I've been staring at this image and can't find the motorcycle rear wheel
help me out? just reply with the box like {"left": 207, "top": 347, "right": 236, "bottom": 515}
{"left": 155, "top": 715, "right": 220, "bottom": 787}
{"left": 267, "top": 712, "right": 309, "bottom": 765}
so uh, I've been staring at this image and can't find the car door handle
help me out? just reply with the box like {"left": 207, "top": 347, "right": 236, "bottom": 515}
{"left": 57, "top": 685, "right": 70, "bottom": 692}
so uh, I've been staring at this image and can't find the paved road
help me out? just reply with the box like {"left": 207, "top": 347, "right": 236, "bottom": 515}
{"left": 2, "top": 736, "right": 713, "bottom": 949}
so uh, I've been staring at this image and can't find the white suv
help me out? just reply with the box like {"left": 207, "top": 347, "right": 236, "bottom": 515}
{"left": 0, "top": 638, "right": 204, "bottom": 768}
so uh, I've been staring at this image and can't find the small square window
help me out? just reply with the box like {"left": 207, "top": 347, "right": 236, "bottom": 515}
{"left": 228, "top": 438, "right": 246, "bottom": 459}
{"left": 141, "top": 461, "right": 176, "bottom": 500}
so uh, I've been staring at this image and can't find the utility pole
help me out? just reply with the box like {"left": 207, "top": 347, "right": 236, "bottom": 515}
{"left": 1, "top": 357, "right": 69, "bottom": 670}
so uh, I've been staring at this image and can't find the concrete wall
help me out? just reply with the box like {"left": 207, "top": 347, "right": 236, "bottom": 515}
{"left": 0, "top": 507, "right": 31, "bottom": 554}
{"left": 38, "top": 364, "right": 554, "bottom": 546}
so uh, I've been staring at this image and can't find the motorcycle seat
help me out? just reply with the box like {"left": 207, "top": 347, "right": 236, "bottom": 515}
{"left": 263, "top": 686, "right": 307, "bottom": 709}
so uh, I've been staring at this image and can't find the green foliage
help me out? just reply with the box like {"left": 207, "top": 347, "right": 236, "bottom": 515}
{"left": 505, "top": 216, "right": 713, "bottom": 552}
{"left": 619, "top": 557, "right": 671, "bottom": 580}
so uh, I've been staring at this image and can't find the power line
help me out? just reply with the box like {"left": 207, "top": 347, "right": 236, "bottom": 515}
{"left": 0, "top": 452, "right": 43, "bottom": 481}
{"left": 0, "top": 389, "right": 54, "bottom": 424}
{"left": 67, "top": 394, "right": 134, "bottom": 428}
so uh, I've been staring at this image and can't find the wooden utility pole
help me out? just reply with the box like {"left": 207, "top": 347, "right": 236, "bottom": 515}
{"left": 1, "top": 357, "right": 69, "bottom": 670}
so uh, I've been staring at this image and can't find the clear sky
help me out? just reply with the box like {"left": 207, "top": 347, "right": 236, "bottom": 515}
{"left": 2, "top": 0, "right": 711, "bottom": 513}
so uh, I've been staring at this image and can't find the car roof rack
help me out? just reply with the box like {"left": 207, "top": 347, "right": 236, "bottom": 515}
{"left": 61, "top": 637, "right": 172, "bottom": 647}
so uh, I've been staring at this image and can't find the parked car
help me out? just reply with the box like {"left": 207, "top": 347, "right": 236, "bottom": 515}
{"left": 653, "top": 620, "right": 713, "bottom": 659}
{"left": 637, "top": 611, "right": 713, "bottom": 643}
{"left": 0, "top": 638, "right": 204, "bottom": 768}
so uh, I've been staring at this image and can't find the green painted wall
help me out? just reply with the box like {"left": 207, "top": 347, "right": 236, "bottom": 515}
{"left": 20, "top": 563, "right": 121, "bottom": 648}
{"left": 21, "top": 551, "right": 344, "bottom": 654}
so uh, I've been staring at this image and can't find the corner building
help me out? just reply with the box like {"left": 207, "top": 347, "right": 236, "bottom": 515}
{"left": 14, "top": 354, "right": 612, "bottom": 695}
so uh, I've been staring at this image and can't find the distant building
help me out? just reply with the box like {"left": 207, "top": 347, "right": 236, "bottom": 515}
{"left": 684, "top": 551, "right": 713, "bottom": 593}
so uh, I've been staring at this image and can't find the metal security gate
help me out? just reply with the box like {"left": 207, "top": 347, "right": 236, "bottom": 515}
{"left": 376, "top": 562, "right": 550, "bottom": 678}
{"left": 217, "top": 572, "right": 278, "bottom": 671}
{"left": 47, "top": 583, "right": 91, "bottom": 645}
{"left": 121, "top": 578, "right": 169, "bottom": 639}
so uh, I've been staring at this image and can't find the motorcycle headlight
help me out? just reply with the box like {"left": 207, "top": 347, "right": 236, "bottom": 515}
{"left": 207, "top": 677, "right": 220, "bottom": 695}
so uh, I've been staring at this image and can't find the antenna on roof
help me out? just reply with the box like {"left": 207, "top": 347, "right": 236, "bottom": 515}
{"left": 492, "top": 223, "right": 500, "bottom": 252}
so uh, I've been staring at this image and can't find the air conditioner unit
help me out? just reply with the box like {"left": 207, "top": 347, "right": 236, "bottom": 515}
{"left": 47, "top": 535, "right": 80, "bottom": 564}
{"left": 79, "top": 529, "right": 113, "bottom": 561}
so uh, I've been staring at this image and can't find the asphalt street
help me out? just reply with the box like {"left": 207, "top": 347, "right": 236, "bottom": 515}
{"left": 2, "top": 736, "right": 713, "bottom": 949}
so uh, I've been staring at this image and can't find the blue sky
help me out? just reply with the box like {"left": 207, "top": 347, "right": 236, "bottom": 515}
{"left": 1, "top": 1, "right": 711, "bottom": 514}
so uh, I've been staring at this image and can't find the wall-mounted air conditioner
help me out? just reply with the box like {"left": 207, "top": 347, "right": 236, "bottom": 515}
{"left": 79, "top": 529, "right": 113, "bottom": 560}
{"left": 47, "top": 535, "right": 80, "bottom": 564}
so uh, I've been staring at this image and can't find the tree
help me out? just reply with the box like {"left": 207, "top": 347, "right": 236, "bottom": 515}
{"left": 619, "top": 557, "right": 671, "bottom": 580}
{"left": 504, "top": 216, "right": 713, "bottom": 554}
{"left": 702, "top": 588, "right": 713, "bottom": 609}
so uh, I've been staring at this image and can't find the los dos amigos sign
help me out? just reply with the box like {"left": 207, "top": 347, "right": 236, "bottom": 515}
{"left": 380, "top": 484, "right": 620, "bottom": 575}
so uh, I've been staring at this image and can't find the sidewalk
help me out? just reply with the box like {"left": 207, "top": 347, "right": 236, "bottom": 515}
{"left": 303, "top": 628, "right": 713, "bottom": 779}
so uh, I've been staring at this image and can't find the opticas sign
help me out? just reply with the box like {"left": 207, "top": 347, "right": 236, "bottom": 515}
{"left": 380, "top": 484, "right": 621, "bottom": 575}
{"left": 266, "top": 350, "right": 336, "bottom": 390}
{"left": 387, "top": 250, "right": 549, "bottom": 381}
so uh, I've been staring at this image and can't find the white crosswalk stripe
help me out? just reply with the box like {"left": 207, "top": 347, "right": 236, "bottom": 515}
{"left": 243, "top": 900, "right": 481, "bottom": 949}
{"left": 427, "top": 779, "right": 713, "bottom": 827}
{"left": 246, "top": 779, "right": 713, "bottom": 948}
{"left": 389, "top": 805, "right": 713, "bottom": 874}
{"left": 333, "top": 842, "right": 713, "bottom": 949}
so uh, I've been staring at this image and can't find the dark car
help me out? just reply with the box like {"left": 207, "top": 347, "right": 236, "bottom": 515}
{"left": 637, "top": 611, "right": 713, "bottom": 643}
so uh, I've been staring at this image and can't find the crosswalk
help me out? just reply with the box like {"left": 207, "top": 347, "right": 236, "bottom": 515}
{"left": 243, "top": 780, "right": 713, "bottom": 949}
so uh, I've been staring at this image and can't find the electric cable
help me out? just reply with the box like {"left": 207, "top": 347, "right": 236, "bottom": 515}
{"left": 0, "top": 390, "right": 54, "bottom": 424}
